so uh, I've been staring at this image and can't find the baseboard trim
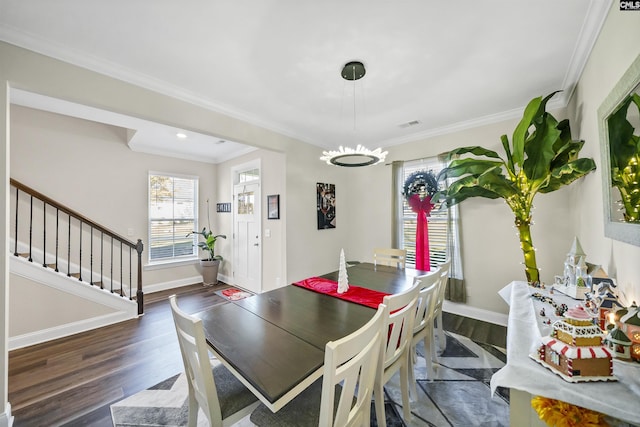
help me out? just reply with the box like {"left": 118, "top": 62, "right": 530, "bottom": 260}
{"left": 143, "top": 276, "right": 203, "bottom": 294}
{"left": 0, "top": 403, "right": 13, "bottom": 427}
{"left": 443, "top": 301, "right": 508, "bottom": 327}
{"left": 9, "top": 311, "right": 133, "bottom": 350}
{"left": 218, "top": 273, "right": 232, "bottom": 286}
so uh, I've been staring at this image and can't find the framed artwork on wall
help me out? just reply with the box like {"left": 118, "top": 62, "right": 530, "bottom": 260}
{"left": 317, "top": 183, "right": 336, "bottom": 229}
{"left": 267, "top": 194, "right": 280, "bottom": 220}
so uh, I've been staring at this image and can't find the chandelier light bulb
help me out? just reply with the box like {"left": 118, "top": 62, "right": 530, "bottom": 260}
{"left": 320, "top": 145, "right": 388, "bottom": 167}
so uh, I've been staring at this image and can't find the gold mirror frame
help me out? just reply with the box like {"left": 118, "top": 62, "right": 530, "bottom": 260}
{"left": 598, "top": 53, "right": 640, "bottom": 246}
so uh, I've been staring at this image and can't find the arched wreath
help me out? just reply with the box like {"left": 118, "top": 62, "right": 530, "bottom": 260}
{"left": 403, "top": 170, "right": 439, "bottom": 271}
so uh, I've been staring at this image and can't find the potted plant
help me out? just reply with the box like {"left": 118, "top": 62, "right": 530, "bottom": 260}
{"left": 187, "top": 228, "right": 227, "bottom": 285}
{"left": 187, "top": 200, "right": 227, "bottom": 285}
{"left": 437, "top": 91, "right": 596, "bottom": 285}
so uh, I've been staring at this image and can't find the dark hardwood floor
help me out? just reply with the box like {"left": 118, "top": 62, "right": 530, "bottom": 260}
{"left": 8, "top": 284, "right": 507, "bottom": 426}
{"left": 442, "top": 311, "right": 507, "bottom": 349}
{"left": 8, "top": 282, "right": 232, "bottom": 427}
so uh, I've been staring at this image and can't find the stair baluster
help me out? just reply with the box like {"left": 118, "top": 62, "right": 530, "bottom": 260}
{"left": 67, "top": 215, "right": 71, "bottom": 277}
{"left": 90, "top": 225, "right": 94, "bottom": 285}
{"left": 100, "top": 232, "right": 104, "bottom": 289}
{"left": 110, "top": 236, "right": 114, "bottom": 294}
{"left": 13, "top": 187, "right": 19, "bottom": 257}
{"left": 54, "top": 208, "right": 59, "bottom": 272}
{"left": 28, "top": 195, "right": 33, "bottom": 262}
{"left": 42, "top": 202, "right": 47, "bottom": 268}
{"left": 78, "top": 221, "right": 83, "bottom": 281}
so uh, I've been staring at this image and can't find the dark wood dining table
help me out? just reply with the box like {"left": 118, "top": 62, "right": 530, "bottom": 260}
{"left": 195, "top": 262, "right": 425, "bottom": 412}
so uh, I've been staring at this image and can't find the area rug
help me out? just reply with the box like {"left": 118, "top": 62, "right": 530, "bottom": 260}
{"left": 215, "top": 288, "right": 253, "bottom": 301}
{"left": 110, "top": 332, "right": 509, "bottom": 426}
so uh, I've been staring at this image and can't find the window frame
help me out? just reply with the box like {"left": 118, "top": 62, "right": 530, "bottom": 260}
{"left": 147, "top": 171, "right": 199, "bottom": 266}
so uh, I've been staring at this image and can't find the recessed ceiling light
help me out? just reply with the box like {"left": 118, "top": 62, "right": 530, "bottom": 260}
{"left": 176, "top": 133, "right": 187, "bottom": 139}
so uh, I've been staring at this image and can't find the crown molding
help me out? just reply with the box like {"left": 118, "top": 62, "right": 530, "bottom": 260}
{"left": 0, "top": 26, "right": 315, "bottom": 146}
{"left": 557, "top": 0, "right": 613, "bottom": 105}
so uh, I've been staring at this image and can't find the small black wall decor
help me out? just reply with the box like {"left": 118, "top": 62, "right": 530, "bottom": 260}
{"left": 216, "top": 202, "right": 232, "bottom": 213}
{"left": 317, "top": 183, "right": 336, "bottom": 229}
{"left": 267, "top": 194, "right": 280, "bottom": 220}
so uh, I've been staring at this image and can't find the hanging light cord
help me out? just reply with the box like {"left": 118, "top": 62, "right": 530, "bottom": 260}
{"left": 352, "top": 64, "right": 357, "bottom": 131}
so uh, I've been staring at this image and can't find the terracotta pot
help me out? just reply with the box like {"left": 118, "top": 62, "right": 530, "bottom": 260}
{"left": 200, "top": 259, "right": 221, "bottom": 285}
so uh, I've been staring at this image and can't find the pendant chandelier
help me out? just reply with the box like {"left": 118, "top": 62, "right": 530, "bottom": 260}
{"left": 320, "top": 61, "right": 388, "bottom": 167}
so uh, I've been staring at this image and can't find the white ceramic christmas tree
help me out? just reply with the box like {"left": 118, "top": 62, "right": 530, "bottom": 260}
{"left": 337, "top": 248, "right": 349, "bottom": 294}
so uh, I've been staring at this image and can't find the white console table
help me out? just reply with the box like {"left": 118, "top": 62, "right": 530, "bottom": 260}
{"left": 490, "top": 281, "right": 640, "bottom": 426}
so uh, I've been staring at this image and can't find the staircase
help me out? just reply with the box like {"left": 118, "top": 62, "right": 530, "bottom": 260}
{"left": 9, "top": 179, "right": 144, "bottom": 339}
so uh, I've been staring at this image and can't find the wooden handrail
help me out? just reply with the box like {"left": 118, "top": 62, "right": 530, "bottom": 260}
{"left": 10, "top": 178, "right": 137, "bottom": 249}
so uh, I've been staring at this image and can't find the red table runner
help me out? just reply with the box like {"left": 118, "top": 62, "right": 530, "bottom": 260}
{"left": 293, "top": 277, "right": 389, "bottom": 309}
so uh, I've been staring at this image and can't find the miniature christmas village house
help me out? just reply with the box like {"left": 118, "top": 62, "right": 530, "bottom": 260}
{"left": 604, "top": 326, "right": 633, "bottom": 360}
{"left": 619, "top": 304, "right": 640, "bottom": 362}
{"left": 553, "top": 237, "right": 590, "bottom": 299}
{"left": 589, "top": 284, "right": 623, "bottom": 330}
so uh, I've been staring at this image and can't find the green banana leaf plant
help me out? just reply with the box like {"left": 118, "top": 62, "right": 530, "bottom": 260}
{"left": 437, "top": 92, "right": 596, "bottom": 284}
{"left": 607, "top": 92, "right": 640, "bottom": 223}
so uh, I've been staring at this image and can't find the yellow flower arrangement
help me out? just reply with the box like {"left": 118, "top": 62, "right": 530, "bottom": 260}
{"left": 531, "top": 396, "right": 609, "bottom": 427}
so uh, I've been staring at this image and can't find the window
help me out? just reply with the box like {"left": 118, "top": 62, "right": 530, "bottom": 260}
{"left": 396, "top": 157, "right": 462, "bottom": 278}
{"left": 238, "top": 168, "right": 260, "bottom": 183}
{"left": 148, "top": 172, "right": 198, "bottom": 263}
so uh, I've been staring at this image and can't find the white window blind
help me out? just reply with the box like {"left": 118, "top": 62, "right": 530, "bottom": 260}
{"left": 148, "top": 173, "right": 198, "bottom": 262}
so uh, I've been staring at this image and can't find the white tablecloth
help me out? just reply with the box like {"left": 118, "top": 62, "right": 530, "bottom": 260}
{"left": 490, "top": 281, "right": 640, "bottom": 425}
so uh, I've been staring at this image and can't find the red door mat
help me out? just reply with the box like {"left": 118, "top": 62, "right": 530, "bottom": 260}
{"left": 217, "top": 288, "right": 253, "bottom": 301}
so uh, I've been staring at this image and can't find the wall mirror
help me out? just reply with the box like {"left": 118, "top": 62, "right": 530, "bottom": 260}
{"left": 598, "top": 54, "right": 640, "bottom": 246}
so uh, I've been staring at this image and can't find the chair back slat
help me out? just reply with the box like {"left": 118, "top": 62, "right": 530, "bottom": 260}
{"left": 320, "top": 304, "right": 386, "bottom": 427}
{"left": 170, "top": 295, "right": 224, "bottom": 426}
{"left": 434, "top": 260, "right": 451, "bottom": 316}
{"left": 373, "top": 247, "right": 407, "bottom": 269}
{"left": 381, "top": 282, "right": 420, "bottom": 369}
{"left": 413, "top": 268, "right": 441, "bottom": 334}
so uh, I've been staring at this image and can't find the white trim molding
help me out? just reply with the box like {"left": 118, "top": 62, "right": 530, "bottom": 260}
{"left": 443, "top": 300, "right": 508, "bottom": 327}
{"left": 142, "top": 276, "right": 203, "bottom": 294}
{"left": 0, "top": 403, "right": 13, "bottom": 427}
{"left": 9, "top": 311, "right": 132, "bottom": 351}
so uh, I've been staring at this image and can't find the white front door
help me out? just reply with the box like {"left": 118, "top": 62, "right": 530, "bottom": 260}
{"left": 233, "top": 182, "right": 261, "bottom": 293}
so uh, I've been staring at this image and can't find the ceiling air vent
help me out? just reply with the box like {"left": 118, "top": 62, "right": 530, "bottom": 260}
{"left": 399, "top": 120, "right": 421, "bottom": 128}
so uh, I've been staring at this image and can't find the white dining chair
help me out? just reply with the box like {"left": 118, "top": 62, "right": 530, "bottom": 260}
{"left": 170, "top": 295, "right": 259, "bottom": 427}
{"left": 432, "top": 260, "right": 452, "bottom": 361}
{"left": 373, "top": 247, "right": 407, "bottom": 269}
{"left": 250, "top": 304, "right": 387, "bottom": 427}
{"left": 408, "top": 267, "right": 441, "bottom": 398}
{"left": 373, "top": 281, "right": 420, "bottom": 427}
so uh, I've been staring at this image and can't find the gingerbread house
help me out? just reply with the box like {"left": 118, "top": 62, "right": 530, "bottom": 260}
{"left": 535, "top": 307, "right": 615, "bottom": 382}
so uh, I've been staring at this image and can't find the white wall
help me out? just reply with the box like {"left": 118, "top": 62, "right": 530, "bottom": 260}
{"left": 9, "top": 273, "right": 115, "bottom": 336}
{"left": 567, "top": 6, "right": 640, "bottom": 306}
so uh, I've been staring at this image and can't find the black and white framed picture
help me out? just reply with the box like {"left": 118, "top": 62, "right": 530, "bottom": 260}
{"left": 316, "top": 183, "right": 336, "bottom": 229}
{"left": 267, "top": 194, "right": 280, "bottom": 220}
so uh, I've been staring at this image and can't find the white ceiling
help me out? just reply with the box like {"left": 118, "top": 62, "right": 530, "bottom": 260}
{"left": 0, "top": 0, "right": 612, "bottom": 163}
